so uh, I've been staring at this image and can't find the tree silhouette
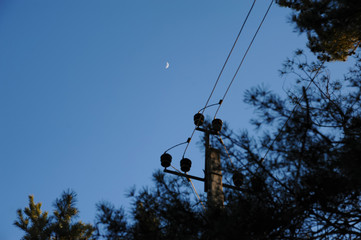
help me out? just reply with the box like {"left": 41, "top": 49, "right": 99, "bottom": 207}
{"left": 276, "top": 0, "right": 361, "bottom": 61}
{"left": 215, "top": 51, "right": 361, "bottom": 238}
{"left": 14, "top": 195, "right": 52, "bottom": 240}
{"left": 94, "top": 202, "right": 128, "bottom": 239}
{"left": 51, "top": 190, "right": 94, "bottom": 240}
{"left": 15, "top": 190, "right": 94, "bottom": 240}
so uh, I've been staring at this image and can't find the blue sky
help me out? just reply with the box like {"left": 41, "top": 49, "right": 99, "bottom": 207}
{"left": 0, "top": 0, "right": 320, "bottom": 238}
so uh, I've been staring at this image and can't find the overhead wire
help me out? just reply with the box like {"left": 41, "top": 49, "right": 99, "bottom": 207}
{"left": 210, "top": 0, "right": 320, "bottom": 194}
{"left": 217, "top": 136, "right": 235, "bottom": 169}
{"left": 168, "top": 0, "right": 334, "bottom": 209}
{"left": 202, "top": 0, "right": 257, "bottom": 112}
{"left": 170, "top": 164, "right": 183, "bottom": 173}
{"left": 170, "top": 164, "right": 206, "bottom": 211}
{"left": 181, "top": 0, "right": 257, "bottom": 158}
{"left": 188, "top": 176, "right": 207, "bottom": 211}
{"left": 213, "top": 0, "right": 274, "bottom": 119}
{"left": 164, "top": 139, "right": 190, "bottom": 153}
{"left": 164, "top": 0, "right": 278, "bottom": 202}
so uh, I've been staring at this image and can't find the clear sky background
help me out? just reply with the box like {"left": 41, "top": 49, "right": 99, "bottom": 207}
{"left": 0, "top": 0, "right": 344, "bottom": 238}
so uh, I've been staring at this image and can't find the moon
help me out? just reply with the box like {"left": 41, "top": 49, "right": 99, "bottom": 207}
{"left": 165, "top": 62, "right": 169, "bottom": 69}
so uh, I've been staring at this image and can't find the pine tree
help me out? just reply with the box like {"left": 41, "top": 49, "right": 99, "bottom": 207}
{"left": 51, "top": 190, "right": 94, "bottom": 240}
{"left": 94, "top": 202, "right": 128, "bottom": 239}
{"left": 15, "top": 191, "right": 94, "bottom": 240}
{"left": 14, "top": 195, "right": 52, "bottom": 240}
{"left": 276, "top": 0, "right": 361, "bottom": 61}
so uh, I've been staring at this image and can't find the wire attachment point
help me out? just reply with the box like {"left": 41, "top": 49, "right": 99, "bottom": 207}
{"left": 164, "top": 140, "right": 189, "bottom": 153}
{"left": 197, "top": 102, "right": 222, "bottom": 113}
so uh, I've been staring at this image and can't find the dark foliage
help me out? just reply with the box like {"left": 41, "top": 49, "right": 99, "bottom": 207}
{"left": 15, "top": 190, "right": 94, "bottom": 240}
{"left": 276, "top": 0, "right": 361, "bottom": 61}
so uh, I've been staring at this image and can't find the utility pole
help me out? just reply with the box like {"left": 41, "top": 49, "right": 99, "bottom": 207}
{"left": 161, "top": 116, "right": 241, "bottom": 209}
{"left": 204, "top": 128, "right": 224, "bottom": 208}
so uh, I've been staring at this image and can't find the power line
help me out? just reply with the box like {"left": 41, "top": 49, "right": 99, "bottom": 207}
{"left": 170, "top": 164, "right": 206, "bottom": 210}
{"left": 164, "top": 139, "right": 190, "bottom": 153}
{"left": 181, "top": 0, "right": 257, "bottom": 158}
{"left": 201, "top": 0, "right": 257, "bottom": 114}
{"left": 217, "top": 136, "right": 235, "bottom": 169}
{"left": 182, "top": 129, "right": 197, "bottom": 158}
{"left": 188, "top": 176, "right": 206, "bottom": 211}
{"left": 214, "top": 0, "right": 274, "bottom": 119}
{"left": 163, "top": 1, "right": 276, "bottom": 205}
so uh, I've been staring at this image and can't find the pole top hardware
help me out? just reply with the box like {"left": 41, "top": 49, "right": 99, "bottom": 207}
{"left": 180, "top": 158, "right": 192, "bottom": 172}
{"left": 194, "top": 113, "right": 205, "bottom": 127}
{"left": 160, "top": 153, "right": 172, "bottom": 168}
{"left": 212, "top": 118, "right": 223, "bottom": 133}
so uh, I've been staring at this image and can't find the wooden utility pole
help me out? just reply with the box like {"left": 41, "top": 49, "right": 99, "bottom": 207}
{"left": 163, "top": 121, "right": 241, "bottom": 209}
{"left": 204, "top": 130, "right": 224, "bottom": 208}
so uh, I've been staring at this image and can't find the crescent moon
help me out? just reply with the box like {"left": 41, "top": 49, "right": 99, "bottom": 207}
{"left": 165, "top": 62, "right": 169, "bottom": 69}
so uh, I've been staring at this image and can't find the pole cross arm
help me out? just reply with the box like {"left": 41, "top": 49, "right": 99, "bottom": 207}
{"left": 163, "top": 169, "right": 244, "bottom": 191}
{"left": 163, "top": 169, "right": 205, "bottom": 182}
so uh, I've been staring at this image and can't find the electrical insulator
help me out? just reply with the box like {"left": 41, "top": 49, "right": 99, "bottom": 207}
{"left": 232, "top": 172, "right": 243, "bottom": 187}
{"left": 180, "top": 158, "right": 192, "bottom": 172}
{"left": 193, "top": 113, "right": 205, "bottom": 126}
{"left": 212, "top": 118, "right": 223, "bottom": 132}
{"left": 160, "top": 153, "right": 172, "bottom": 168}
